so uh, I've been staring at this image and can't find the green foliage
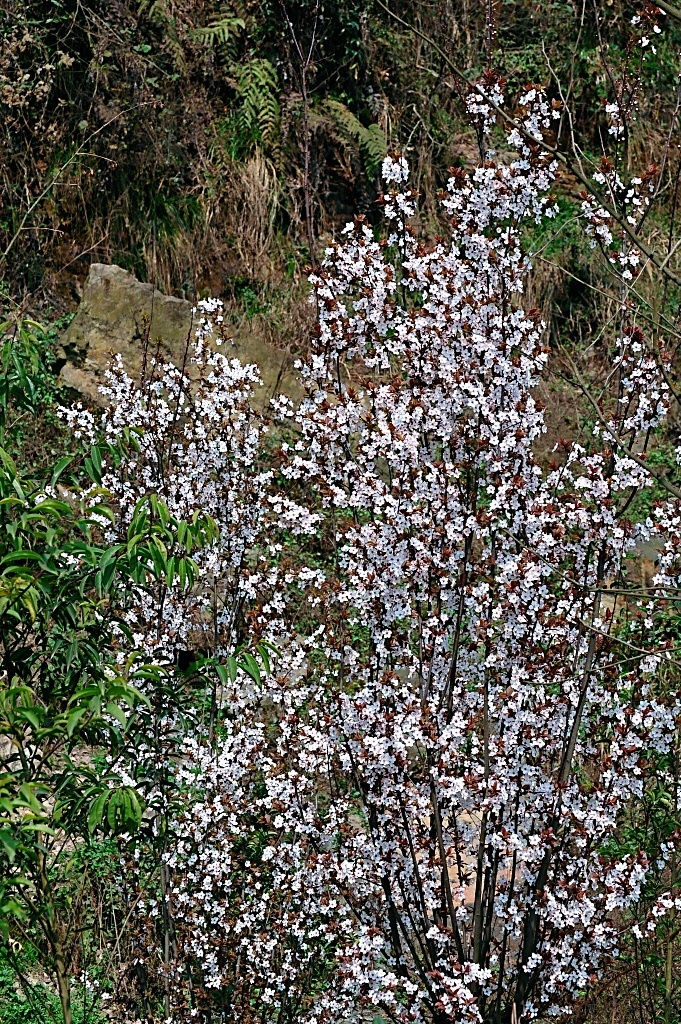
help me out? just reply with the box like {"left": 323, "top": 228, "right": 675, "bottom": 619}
{"left": 0, "top": 316, "right": 66, "bottom": 435}
{"left": 87, "top": 786, "right": 144, "bottom": 836}
{"left": 72, "top": 837, "right": 118, "bottom": 881}
{"left": 190, "top": 7, "right": 245, "bottom": 50}
{"left": 0, "top": 945, "right": 106, "bottom": 1024}
{"left": 0, "top": 314, "right": 73, "bottom": 477}
{"left": 228, "top": 278, "right": 267, "bottom": 318}
{"left": 145, "top": 189, "right": 202, "bottom": 243}
{"left": 230, "top": 58, "right": 281, "bottom": 159}
{"left": 318, "top": 99, "right": 387, "bottom": 177}
{"left": 137, "top": 0, "right": 186, "bottom": 72}
{"left": 0, "top": 945, "right": 62, "bottom": 1024}
{"left": 0, "top": 318, "right": 46, "bottom": 436}
{"left": 0, "top": 415, "right": 219, "bottom": 1020}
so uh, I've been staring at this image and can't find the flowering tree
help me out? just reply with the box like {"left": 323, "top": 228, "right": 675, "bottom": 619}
{"left": 139, "top": 85, "right": 680, "bottom": 1024}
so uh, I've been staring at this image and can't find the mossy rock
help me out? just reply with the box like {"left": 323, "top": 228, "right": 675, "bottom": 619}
{"left": 58, "top": 263, "right": 302, "bottom": 408}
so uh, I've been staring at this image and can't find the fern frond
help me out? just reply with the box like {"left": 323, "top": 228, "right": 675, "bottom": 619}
{"left": 361, "top": 124, "right": 388, "bottom": 175}
{"left": 137, "top": 0, "right": 186, "bottom": 72}
{"left": 320, "top": 99, "right": 387, "bottom": 176}
{"left": 190, "top": 13, "right": 246, "bottom": 47}
{"left": 321, "top": 99, "right": 364, "bottom": 142}
{"left": 231, "top": 59, "right": 281, "bottom": 160}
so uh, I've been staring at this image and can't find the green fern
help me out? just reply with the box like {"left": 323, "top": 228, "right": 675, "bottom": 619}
{"left": 360, "top": 123, "right": 389, "bottom": 177}
{"left": 137, "top": 0, "right": 186, "bottom": 72}
{"left": 190, "top": 11, "right": 245, "bottom": 49}
{"left": 320, "top": 99, "right": 387, "bottom": 177}
{"left": 230, "top": 58, "right": 281, "bottom": 160}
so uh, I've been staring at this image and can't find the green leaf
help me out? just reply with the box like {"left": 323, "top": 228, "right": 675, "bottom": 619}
{"left": 90, "top": 445, "right": 103, "bottom": 483}
{"left": 50, "top": 455, "right": 73, "bottom": 487}
{"left": 100, "top": 548, "right": 119, "bottom": 572}
{"left": 240, "top": 652, "right": 261, "bottom": 686}
{"left": 32, "top": 499, "right": 70, "bottom": 516}
{"left": 87, "top": 503, "right": 115, "bottom": 523}
{"left": 88, "top": 791, "right": 107, "bottom": 834}
{"left": 216, "top": 663, "right": 230, "bottom": 686}
{"left": 106, "top": 702, "right": 127, "bottom": 728}
{"left": 66, "top": 707, "right": 87, "bottom": 737}
{"left": 257, "top": 643, "right": 272, "bottom": 674}
{"left": 18, "top": 785, "right": 43, "bottom": 815}
{"left": 104, "top": 787, "right": 143, "bottom": 833}
{"left": 17, "top": 708, "right": 41, "bottom": 731}
{"left": 0, "top": 828, "right": 19, "bottom": 863}
{"left": 0, "top": 447, "right": 18, "bottom": 477}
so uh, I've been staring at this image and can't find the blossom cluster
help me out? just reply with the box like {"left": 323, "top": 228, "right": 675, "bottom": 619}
{"left": 581, "top": 160, "right": 659, "bottom": 283}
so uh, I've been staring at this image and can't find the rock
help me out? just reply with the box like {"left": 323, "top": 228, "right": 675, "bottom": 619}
{"left": 58, "top": 263, "right": 303, "bottom": 407}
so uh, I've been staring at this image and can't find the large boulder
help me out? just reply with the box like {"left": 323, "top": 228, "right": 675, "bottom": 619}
{"left": 58, "top": 263, "right": 303, "bottom": 407}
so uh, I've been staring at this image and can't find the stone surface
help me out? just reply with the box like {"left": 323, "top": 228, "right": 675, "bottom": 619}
{"left": 58, "top": 263, "right": 303, "bottom": 407}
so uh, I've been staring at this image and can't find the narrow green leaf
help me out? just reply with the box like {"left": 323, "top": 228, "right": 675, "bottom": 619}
{"left": 106, "top": 702, "right": 127, "bottom": 728}
{"left": 88, "top": 792, "right": 107, "bottom": 834}
{"left": 50, "top": 455, "right": 73, "bottom": 487}
{"left": 66, "top": 708, "right": 87, "bottom": 737}
{"left": 0, "top": 828, "right": 19, "bottom": 863}
{"left": 240, "top": 652, "right": 261, "bottom": 686}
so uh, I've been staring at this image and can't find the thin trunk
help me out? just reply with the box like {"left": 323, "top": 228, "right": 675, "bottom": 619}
{"left": 55, "top": 951, "right": 73, "bottom": 1024}
{"left": 37, "top": 850, "right": 73, "bottom": 1024}
{"left": 665, "top": 934, "right": 673, "bottom": 1024}
{"left": 665, "top": 850, "right": 676, "bottom": 1024}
